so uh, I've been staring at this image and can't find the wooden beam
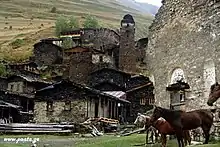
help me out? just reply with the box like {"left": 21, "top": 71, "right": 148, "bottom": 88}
{"left": 126, "top": 82, "right": 153, "bottom": 93}
{"left": 121, "top": 128, "right": 145, "bottom": 136}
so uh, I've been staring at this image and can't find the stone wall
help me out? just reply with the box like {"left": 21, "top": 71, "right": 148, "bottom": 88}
{"left": 33, "top": 42, "right": 63, "bottom": 66}
{"left": 68, "top": 52, "right": 93, "bottom": 84}
{"left": 146, "top": 0, "right": 220, "bottom": 110}
{"left": 34, "top": 99, "right": 87, "bottom": 123}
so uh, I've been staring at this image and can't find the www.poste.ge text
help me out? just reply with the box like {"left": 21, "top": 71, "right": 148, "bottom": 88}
{"left": 3, "top": 137, "right": 40, "bottom": 143}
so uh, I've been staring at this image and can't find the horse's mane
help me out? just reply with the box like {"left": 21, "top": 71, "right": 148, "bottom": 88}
{"left": 159, "top": 107, "right": 183, "bottom": 113}
{"left": 210, "top": 84, "right": 216, "bottom": 92}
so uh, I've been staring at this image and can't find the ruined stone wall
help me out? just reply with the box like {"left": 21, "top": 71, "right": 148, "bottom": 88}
{"left": 82, "top": 28, "right": 119, "bottom": 52}
{"left": 34, "top": 100, "right": 87, "bottom": 123}
{"left": 146, "top": 0, "right": 220, "bottom": 110}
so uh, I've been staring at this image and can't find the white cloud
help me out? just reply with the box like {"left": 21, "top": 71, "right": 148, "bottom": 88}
{"left": 135, "top": 0, "right": 162, "bottom": 6}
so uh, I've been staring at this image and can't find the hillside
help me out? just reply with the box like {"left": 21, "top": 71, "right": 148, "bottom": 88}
{"left": 0, "top": 0, "right": 154, "bottom": 62}
{"left": 118, "top": 0, "right": 159, "bottom": 15}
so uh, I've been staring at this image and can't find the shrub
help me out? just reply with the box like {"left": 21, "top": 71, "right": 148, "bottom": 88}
{"left": 55, "top": 16, "right": 79, "bottom": 36}
{"left": 51, "top": 7, "right": 57, "bottom": 13}
{"left": 0, "top": 64, "right": 7, "bottom": 76}
{"left": 83, "top": 15, "right": 100, "bottom": 28}
{"left": 10, "top": 39, "right": 25, "bottom": 49}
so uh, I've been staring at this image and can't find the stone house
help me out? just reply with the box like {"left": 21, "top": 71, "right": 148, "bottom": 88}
{"left": 34, "top": 80, "right": 130, "bottom": 123}
{"left": 88, "top": 68, "right": 154, "bottom": 122}
{"left": 146, "top": 0, "right": 220, "bottom": 110}
{"left": 33, "top": 41, "right": 63, "bottom": 66}
{"left": 0, "top": 74, "right": 52, "bottom": 122}
{"left": 65, "top": 46, "right": 117, "bottom": 84}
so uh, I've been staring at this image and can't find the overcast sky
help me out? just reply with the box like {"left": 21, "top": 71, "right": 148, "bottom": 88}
{"left": 135, "top": 0, "right": 162, "bottom": 6}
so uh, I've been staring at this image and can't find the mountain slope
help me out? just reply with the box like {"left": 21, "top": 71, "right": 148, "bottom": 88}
{"left": 117, "top": 0, "right": 159, "bottom": 15}
{"left": 0, "top": 0, "right": 154, "bottom": 61}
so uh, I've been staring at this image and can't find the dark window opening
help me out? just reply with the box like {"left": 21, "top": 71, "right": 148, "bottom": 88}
{"left": 112, "top": 101, "right": 115, "bottom": 119}
{"left": 95, "top": 99, "right": 99, "bottom": 118}
{"left": 99, "top": 56, "right": 103, "bottom": 62}
{"left": 180, "top": 91, "right": 185, "bottom": 102}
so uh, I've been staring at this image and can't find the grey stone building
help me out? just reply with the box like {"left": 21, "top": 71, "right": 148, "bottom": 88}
{"left": 146, "top": 0, "right": 220, "bottom": 110}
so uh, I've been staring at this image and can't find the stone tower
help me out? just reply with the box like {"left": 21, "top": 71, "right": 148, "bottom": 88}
{"left": 119, "top": 14, "right": 137, "bottom": 73}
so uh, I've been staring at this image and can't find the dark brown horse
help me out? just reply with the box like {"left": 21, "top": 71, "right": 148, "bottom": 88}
{"left": 207, "top": 82, "right": 220, "bottom": 106}
{"left": 150, "top": 106, "right": 216, "bottom": 147}
{"left": 134, "top": 113, "right": 191, "bottom": 147}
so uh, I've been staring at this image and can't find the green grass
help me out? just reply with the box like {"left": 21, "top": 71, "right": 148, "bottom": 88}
{"left": 0, "top": 134, "right": 220, "bottom": 147}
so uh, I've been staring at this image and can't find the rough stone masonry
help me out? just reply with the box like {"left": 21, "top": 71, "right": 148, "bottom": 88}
{"left": 146, "top": 0, "right": 220, "bottom": 110}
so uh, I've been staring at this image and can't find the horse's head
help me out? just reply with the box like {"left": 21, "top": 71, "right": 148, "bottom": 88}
{"left": 150, "top": 105, "right": 163, "bottom": 124}
{"left": 207, "top": 82, "right": 220, "bottom": 106}
{"left": 134, "top": 113, "right": 150, "bottom": 128}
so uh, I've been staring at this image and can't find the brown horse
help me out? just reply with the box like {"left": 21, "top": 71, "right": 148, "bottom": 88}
{"left": 207, "top": 82, "right": 220, "bottom": 106}
{"left": 134, "top": 113, "right": 191, "bottom": 147}
{"left": 150, "top": 106, "right": 216, "bottom": 147}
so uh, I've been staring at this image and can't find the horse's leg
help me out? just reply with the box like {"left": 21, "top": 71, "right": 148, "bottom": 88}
{"left": 146, "top": 129, "right": 148, "bottom": 145}
{"left": 187, "top": 130, "right": 191, "bottom": 145}
{"left": 183, "top": 131, "right": 187, "bottom": 146}
{"left": 176, "top": 130, "right": 184, "bottom": 147}
{"left": 201, "top": 124, "right": 211, "bottom": 144}
{"left": 176, "top": 136, "right": 182, "bottom": 147}
{"left": 155, "top": 130, "right": 159, "bottom": 142}
{"left": 161, "top": 134, "right": 166, "bottom": 147}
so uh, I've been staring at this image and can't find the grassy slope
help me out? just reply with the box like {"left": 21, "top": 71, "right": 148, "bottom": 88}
{"left": 0, "top": 0, "right": 154, "bottom": 62}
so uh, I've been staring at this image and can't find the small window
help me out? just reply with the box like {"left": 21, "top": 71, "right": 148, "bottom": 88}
{"left": 180, "top": 91, "right": 185, "bottom": 102}
{"left": 47, "top": 101, "right": 53, "bottom": 112}
{"left": 8, "top": 84, "right": 13, "bottom": 91}
{"left": 140, "top": 97, "right": 145, "bottom": 105}
{"left": 64, "top": 100, "right": 71, "bottom": 111}
{"left": 99, "top": 56, "right": 103, "bottom": 62}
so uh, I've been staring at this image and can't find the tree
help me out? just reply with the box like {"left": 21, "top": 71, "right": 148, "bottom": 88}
{"left": 55, "top": 16, "right": 70, "bottom": 36}
{"left": 51, "top": 7, "right": 57, "bottom": 13}
{"left": 69, "top": 16, "right": 79, "bottom": 29}
{"left": 83, "top": 15, "right": 100, "bottom": 28}
{"left": 55, "top": 16, "right": 79, "bottom": 36}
